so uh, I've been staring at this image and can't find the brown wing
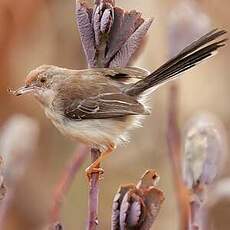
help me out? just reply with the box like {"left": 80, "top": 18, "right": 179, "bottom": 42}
{"left": 52, "top": 67, "right": 150, "bottom": 120}
{"left": 64, "top": 92, "right": 148, "bottom": 120}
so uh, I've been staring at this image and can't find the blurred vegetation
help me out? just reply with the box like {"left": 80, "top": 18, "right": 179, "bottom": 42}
{"left": 0, "top": 0, "right": 230, "bottom": 229}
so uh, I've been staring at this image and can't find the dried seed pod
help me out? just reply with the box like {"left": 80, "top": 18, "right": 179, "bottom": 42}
{"left": 119, "top": 188, "right": 146, "bottom": 229}
{"left": 76, "top": 0, "right": 153, "bottom": 68}
{"left": 93, "top": 1, "right": 114, "bottom": 45}
{"left": 76, "top": 2, "right": 96, "bottom": 68}
{"left": 111, "top": 170, "right": 164, "bottom": 230}
{"left": 112, "top": 184, "right": 136, "bottom": 230}
{"left": 106, "top": 10, "right": 143, "bottom": 62}
{"left": 95, "top": 0, "right": 115, "bottom": 6}
{"left": 109, "top": 18, "right": 153, "bottom": 68}
{"left": 100, "top": 8, "right": 114, "bottom": 33}
{"left": 182, "top": 114, "right": 226, "bottom": 196}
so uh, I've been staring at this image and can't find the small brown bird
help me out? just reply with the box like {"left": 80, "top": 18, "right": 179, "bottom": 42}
{"left": 11, "top": 29, "right": 227, "bottom": 177}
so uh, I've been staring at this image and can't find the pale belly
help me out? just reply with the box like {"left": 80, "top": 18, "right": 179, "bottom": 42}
{"left": 44, "top": 108, "right": 144, "bottom": 148}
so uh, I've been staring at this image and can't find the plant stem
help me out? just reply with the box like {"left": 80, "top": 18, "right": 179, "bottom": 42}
{"left": 166, "top": 84, "right": 190, "bottom": 230}
{"left": 50, "top": 145, "right": 88, "bottom": 224}
{"left": 87, "top": 148, "right": 101, "bottom": 230}
{"left": 189, "top": 200, "right": 200, "bottom": 230}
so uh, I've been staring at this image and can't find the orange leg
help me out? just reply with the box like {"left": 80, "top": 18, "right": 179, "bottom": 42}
{"left": 85, "top": 143, "right": 116, "bottom": 180}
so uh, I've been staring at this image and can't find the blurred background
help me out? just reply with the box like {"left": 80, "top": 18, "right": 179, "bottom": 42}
{"left": 0, "top": 0, "right": 230, "bottom": 229}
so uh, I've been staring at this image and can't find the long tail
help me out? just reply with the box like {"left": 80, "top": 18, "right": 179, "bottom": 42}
{"left": 124, "top": 29, "right": 227, "bottom": 96}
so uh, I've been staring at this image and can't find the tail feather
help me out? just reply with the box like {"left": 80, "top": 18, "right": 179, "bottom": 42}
{"left": 124, "top": 29, "right": 227, "bottom": 96}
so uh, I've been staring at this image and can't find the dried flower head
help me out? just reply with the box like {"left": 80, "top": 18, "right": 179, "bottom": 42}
{"left": 0, "top": 114, "right": 39, "bottom": 185}
{"left": 76, "top": 0, "right": 153, "bottom": 68}
{"left": 111, "top": 169, "right": 164, "bottom": 230}
{"left": 182, "top": 114, "right": 226, "bottom": 194}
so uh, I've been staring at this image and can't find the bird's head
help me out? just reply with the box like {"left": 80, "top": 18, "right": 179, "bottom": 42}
{"left": 14, "top": 65, "right": 56, "bottom": 95}
{"left": 11, "top": 65, "right": 68, "bottom": 105}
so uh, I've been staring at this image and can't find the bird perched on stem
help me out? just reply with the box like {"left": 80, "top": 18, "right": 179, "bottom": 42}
{"left": 10, "top": 29, "right": 227, "bottom": 178}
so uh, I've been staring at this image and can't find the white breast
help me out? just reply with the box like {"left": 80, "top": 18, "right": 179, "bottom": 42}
{"left": 44, "top": 108, "right": 145, "bottom": 148}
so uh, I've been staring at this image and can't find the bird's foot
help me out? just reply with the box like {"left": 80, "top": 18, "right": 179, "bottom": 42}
{"left": 85, "top": 166, "right": 104, "bottom": 181}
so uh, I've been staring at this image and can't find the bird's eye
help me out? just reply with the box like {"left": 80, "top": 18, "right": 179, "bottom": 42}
{"left": 152, "top": 174, "right": 157, "bottom": 180}
{"left": 40, "top": 76, "right": 47, "bottom": 83}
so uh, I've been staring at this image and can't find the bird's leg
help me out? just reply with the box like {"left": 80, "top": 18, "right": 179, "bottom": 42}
{"left": 86, "top": 143, "right": 116, "bottom": 180}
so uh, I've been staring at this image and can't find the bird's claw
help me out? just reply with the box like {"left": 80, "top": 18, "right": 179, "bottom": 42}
{"left": 85, "top": 167, "right": 104, "bottom": 181}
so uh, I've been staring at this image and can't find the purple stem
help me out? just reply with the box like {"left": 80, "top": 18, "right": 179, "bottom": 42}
{"left": 76, "top": 0, "right": 153, "bottom": 228}
{"left": 87, "top": 148, "right": 101, "bottom": 230}
{"left": 50, "top": 145, "right": 88, "bottom": 225}
{"left": 167, "top": 85, "right": 190, "bottom": 230}
{"left": 190, "top": 201, "right": 201, "bottom": 230}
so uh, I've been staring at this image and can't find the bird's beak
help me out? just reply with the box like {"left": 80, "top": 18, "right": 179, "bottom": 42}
{"left": 9, "top": 85, "right": 36, "bottom": 96}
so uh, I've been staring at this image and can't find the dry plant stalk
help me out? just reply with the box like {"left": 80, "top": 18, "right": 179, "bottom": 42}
{"left": 167, "top": 1, "right": 213, "bottom": 229}
{"left": 166, "top": 85, "right": 190, "bottom": 230}
{"left": 182, "top": 114, "right": 226, "bottom": 230}
{"left": 76, "top": 0, "right": 153, "bottom": 229}
{"left": 87, "top": 148, "right": 101, "bottom": 230}
{"left": 50, "top": 145, "right": 89, "bottom": 226}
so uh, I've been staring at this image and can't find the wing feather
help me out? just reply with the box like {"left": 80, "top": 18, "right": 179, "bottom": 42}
{"left": 64, "top": 93, "right": 148, "bottom": 120}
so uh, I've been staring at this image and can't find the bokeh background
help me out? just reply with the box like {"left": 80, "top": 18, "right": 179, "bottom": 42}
{"left": 0, "top": 0, "right": 230, "bottom": 229}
